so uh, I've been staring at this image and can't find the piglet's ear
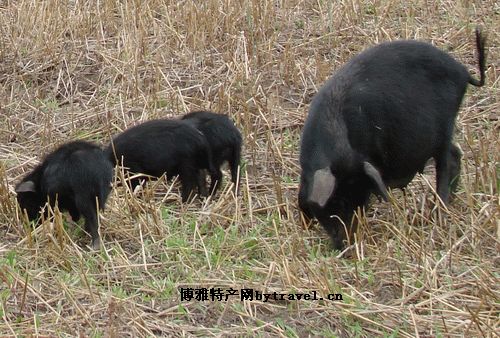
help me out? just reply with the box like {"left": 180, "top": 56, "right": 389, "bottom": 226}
{"left": 16, "top": 180, "right": 36, "bottom": 193}
{"left": 363, "top": 162, "right": 388, "bottom": 201}
{"left": 308, "top": 167, "right": 335, "bottom": 208}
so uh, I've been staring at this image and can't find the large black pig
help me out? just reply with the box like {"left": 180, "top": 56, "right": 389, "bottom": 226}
{"left": 299, "top": 28, "right": 486, "bottom": 249}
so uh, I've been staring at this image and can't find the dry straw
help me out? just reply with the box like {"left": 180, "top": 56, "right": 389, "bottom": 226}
{"left": 0, "top": 0, "right": 498, "bottom": 336}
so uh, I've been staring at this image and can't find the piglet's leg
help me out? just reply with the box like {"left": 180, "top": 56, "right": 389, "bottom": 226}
{"left": 179, "top": 161, "right": 198, "bottom": 202}
{"left": 75, "top": 194, "right": 101, "bottom": 250}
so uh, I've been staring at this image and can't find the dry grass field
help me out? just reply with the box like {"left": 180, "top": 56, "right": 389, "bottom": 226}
{"left": 0, "top": 0, "right": 498, "bottom": 336}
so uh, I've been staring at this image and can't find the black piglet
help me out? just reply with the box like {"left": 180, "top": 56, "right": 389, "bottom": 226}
{"left": 181, "top": 111, "right": 242, "bottom": 194}
{"left": 16, "top": 140, "right": 113, "bottom": 250}
{"left": 106, "top": 119, "right": 217, "bottom": 202}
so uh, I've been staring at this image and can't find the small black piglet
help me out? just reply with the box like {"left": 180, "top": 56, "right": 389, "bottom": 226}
{"left": 106, "top": 119, "right": 216, "bottom": 202}
{"left": 181, "top": 111, "right": 242, "bottom": 194}
{"left": 15, "top": 140, "right": 113, "bottom": 250}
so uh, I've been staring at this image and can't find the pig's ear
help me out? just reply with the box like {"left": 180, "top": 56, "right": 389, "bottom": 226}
{"left": 308, "top": 167, "right": 335, "bottom": 207}
{"left": 15, "top": 180, "right": 36, "bottom": 193}
{"left": 363, "top": 162, "right": 388, "bottom": 201}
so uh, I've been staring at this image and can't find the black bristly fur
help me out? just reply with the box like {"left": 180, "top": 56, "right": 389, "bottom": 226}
{"left": 106, "top": 119, "right": 217, "bottom": 202}
{"left": 15, "top": 141, "right": 113, "bottom": 250}
{"left": 299, "top": 28, "right": 487, "bottom": 250}
{"left": 181, "top": 111, "right": 242, "bottom": 194}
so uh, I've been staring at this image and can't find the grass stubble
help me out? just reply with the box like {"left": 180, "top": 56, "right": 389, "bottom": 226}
{"left": 0, "top": 0, "right": 498, "bottom": 337}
